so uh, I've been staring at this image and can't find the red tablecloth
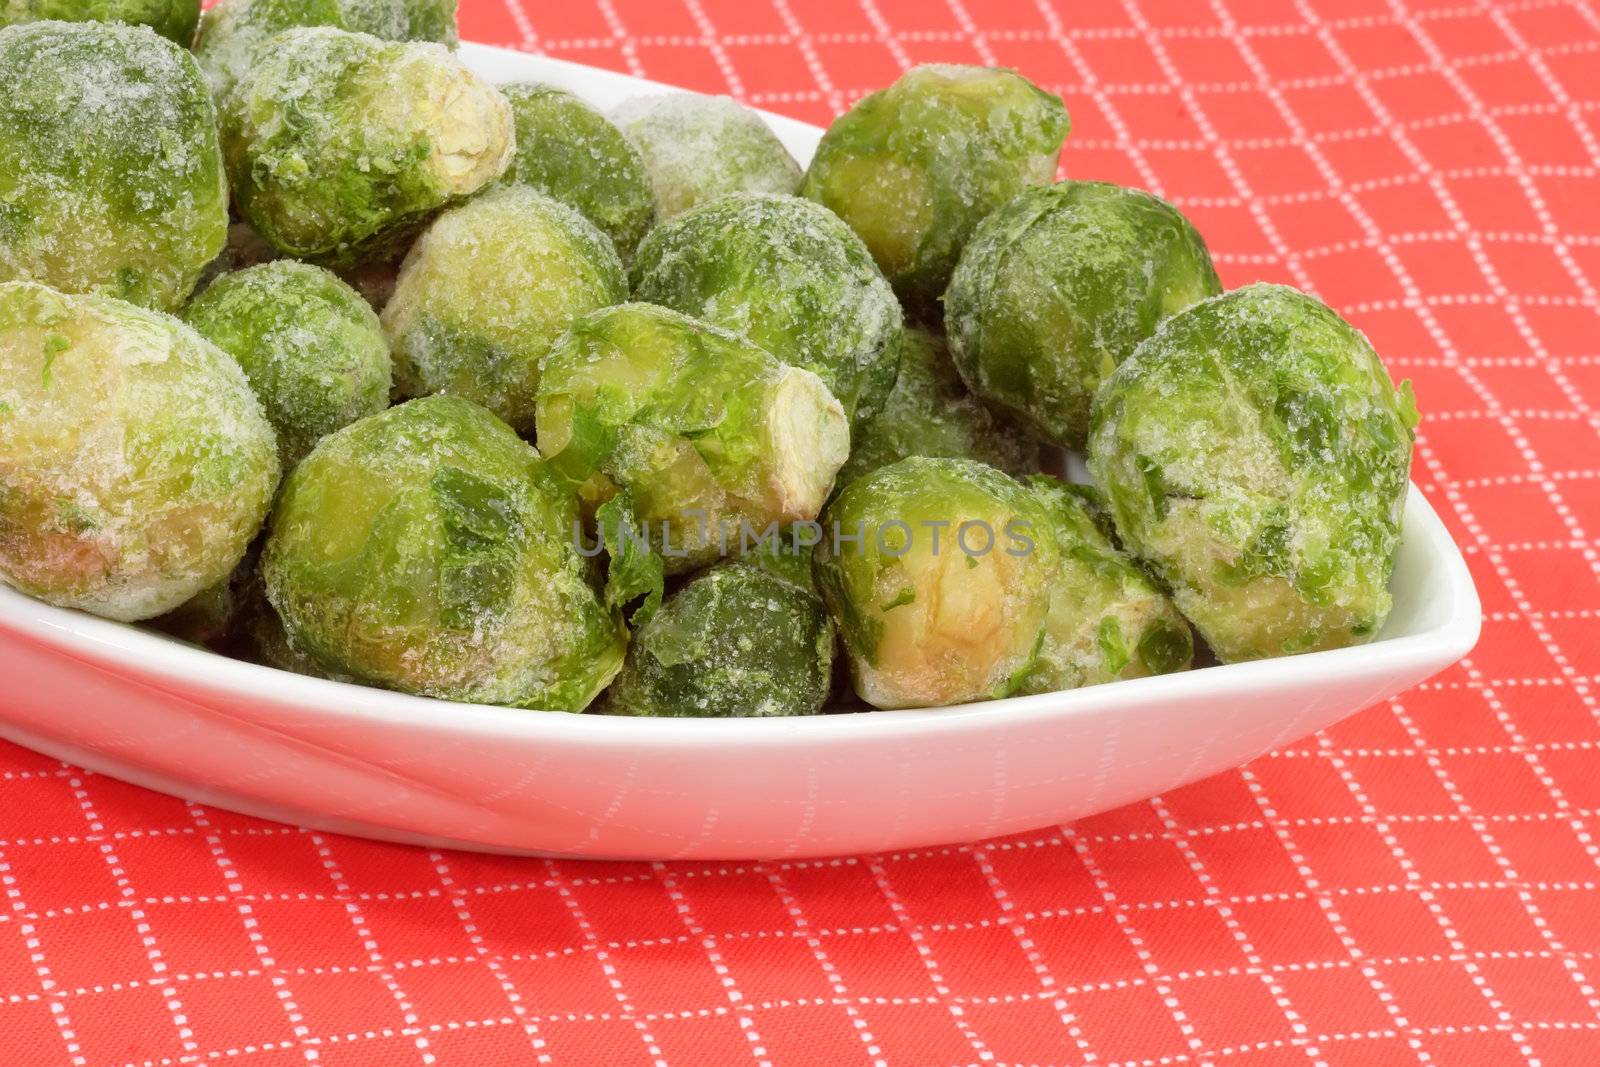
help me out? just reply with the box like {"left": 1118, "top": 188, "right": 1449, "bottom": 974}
{"left": 5, "top": 0, "right": 1600, "bottom": 1063}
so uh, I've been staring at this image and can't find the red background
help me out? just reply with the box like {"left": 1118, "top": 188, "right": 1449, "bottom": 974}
{"left": 6, "top": 0, "right": 1600, "bottom": 1063}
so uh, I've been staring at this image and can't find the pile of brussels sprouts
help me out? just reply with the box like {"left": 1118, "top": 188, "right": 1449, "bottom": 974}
{"left": 0, "top": 1, "right": 1421, "bottom": 716}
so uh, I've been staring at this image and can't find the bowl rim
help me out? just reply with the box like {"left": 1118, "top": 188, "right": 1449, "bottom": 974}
{"left": 454, "top": 41, "right": 828, "bottom": 148}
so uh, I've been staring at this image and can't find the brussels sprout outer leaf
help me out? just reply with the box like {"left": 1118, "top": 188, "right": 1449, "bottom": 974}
{"left": 1017, "top": 474, "right": 1193, "bottom": 693}
{"left": 630, "top": 193, "right": 903, "bottom": 425}
{"left": 1087, "top": 284, "right": 1416, "bottom": 663}
{"left": 498, "top": 83, "right": 657, "bottom": 263}
{"left": 601, "top": 558, "right": 834, "bottom": 718}
{"left": 945, "top": 180, "right": 1221, "bottom": 449}
{"left": 812, "top": 456, "right": 1055, "bottom": 709}
{"left": 0, "top": 22, "right": 227, "bottom": 311}
{"left": 800, "top": 64, "right": 1069, "bottom": 319}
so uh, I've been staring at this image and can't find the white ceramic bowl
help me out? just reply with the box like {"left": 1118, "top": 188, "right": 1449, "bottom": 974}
{"left": 0, "top": 44, "right": 1480, "bottom": 860}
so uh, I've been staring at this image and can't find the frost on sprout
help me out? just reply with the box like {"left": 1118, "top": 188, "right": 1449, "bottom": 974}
{"left": 631, "top": 194, "right": 903, "bottom": 425}
{"left": 222, "top": 27, "right": 512, "bottom": 268}
{"left": 195, "top": 0, "right": 458, "bottom": 101}
{"left": 0, "top": 0, "right": 201, "bottom": 45}
{"left": 599, "top": 557, "right": 834, "bottom": 718}
{"left": 946, "top": 180, "right": 1221, "bottom": 450}
{"left": 534, "top": 302, "right": 850, "bottom": 581}
{"left": 613, "top": 92, "right": 801, "bottom": 222}
{"left": 1087, "top": 283, "right": 1419, "bottom": 663}
{"left": 1018, "top": 476, "right": 1192, "bottom": 694}
{"left": 837, "top": 326, "right": 1038, "bottom": 488}
{"left": 497, "top": 83, "right": 657, "bottom": 264}
{"left": 183, "top": 260, "right": 392, "bottom": 468}
{"left": 382, "top": 185, "right": 628, "bottom": 435}
{"left": 0, "top": 282, "right": 279, "bottom": 621}
{"left": 813, "top": 456, "right": 1056, "bottom": 709}
{"left": 0, "top": 21, "right": 228, "bottom": 312}
{"left": 261, "top": 395, "right": 626, "bottom": 709}
{"left": 800, "top": 64, "right": 1070, "bottom": 319}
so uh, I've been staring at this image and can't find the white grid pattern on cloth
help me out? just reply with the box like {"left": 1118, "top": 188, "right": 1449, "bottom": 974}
{"left": 0, "top": 0, "right": 1595, "bottom": 1062}
{"left": 969, "top": 843, "right": 1100, "bottom": 1059}
{"left": 1143, "top": 794, "right": 1326, "bottom": 1062}
{"left": 184, "top": 803, "right": 318, "bottom": 1062}
{"left": 541, "top": 858, "right": 669, "bottom": 1065}
{"left": 1061, "top": 826, "right": 1206, "bottom": 1057}
{"left": 310, "top": 834, "right": 435, "bottom": 1065}
{"left": 761, "top": 864, "right": 886, "bottom": 1063}
{"left": 427, "top": 851, "right": 549, "bottom": 1061}
{"left": 73, "top": 777, "right": 194, "bottom": 1060}
{"left": 651, "top": 863, "right": 772, "bottom": 1065}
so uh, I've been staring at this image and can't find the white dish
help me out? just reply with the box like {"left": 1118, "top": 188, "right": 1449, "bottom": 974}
{"left": 0, "top": 43, "right": 1480, "bottom": 860}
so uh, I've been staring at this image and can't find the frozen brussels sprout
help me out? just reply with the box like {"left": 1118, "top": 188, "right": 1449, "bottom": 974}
{"left": 1018, "top": 476, "right": 1191, "bottom": 693}
{"left": 195, "top": 0, "right": 457, "bottom": 101}
{"left": 630, "top": 194, "right": 903, "bottom": 424}
{"left": 184, "top": 261, "right": 391, "bottom": 468}
{"left": 498, "top": 83, "right": 657, "bottom": 263}
{"left": 222, "top": 27, "right": 513, "bottom": 267}
{"left": 0, "top": 22, "right": 227, "bottom": 312}
{"left": 0, "top": 282, "right": 278, "bottom": 621}
{"left": 247, "top": 597, "right": 349, "bottom": 679}
{"left": 535, "top": 303, "right": 849, "bottom": 581}
{"left": 262, "top": 395, "right": 626, "bottom": 708}
{"left": 947, "top": 181, "right": 1221, "bottom": 449}
{"left": 600, "top": 556, "right": 834, "bottom": 718}
{"left": 801, "top": 64, "right": 1069, "bottom": 319}
{"left": 1088, "top": 284, "right": 1419, "bottom": 663}
{"left": 613, "top": 93, "right": 801, "bottom": 221}
{"left": 838, "top": 327, "right": 1037, "bottom": 487}
{"left": 383, "top": 186, "right": 627, "bottom": 435}
{"left": 0, "top": 0, "right": 199, "bottom": 44}
{"left": 813, "top": 457, "right": 1054, "bottom": 709}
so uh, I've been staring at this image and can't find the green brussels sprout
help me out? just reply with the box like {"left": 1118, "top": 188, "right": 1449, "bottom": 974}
{"left": 383, "top": 185, "right": 628, "bottom": 435}
{"left": 1018, "top": 476, "right": 1191, "bottom": 693}
{"left": 247, "top": 597, "right": 350, "bottom": 679}
{"left": 535, "top": 303, "right": 849, "bottom": 581}
{"left": 800, "top": 64, "right": 1069, "bottom": 319}
{"left": 0, "top": 22, "right": 227, "bottom": 312}
{"left": 168, "top": 547, "right": 335, "bottom": 676}
{"left": 0, "top": 282, "right": 279, "bottom": 621}
{"left": 262, "top": 395, "right": 626, "bottom": 709}
{"left": 837, "top": 326, "right": 1037, "bottom": 487}
{"left": 630, "top": 194, "right": 903, "bottom": 425}
{"left": 946, "top": 181, "right": 1221, "bottom": 450}
{"left": 222, "top": 27, "right": 513, "bottom": 267}
{"left": 195, "top": 0, "right": 457, "bottom": 102}
{"left": 813, "top": 456, "right": 1055, "bottom": 709}
{"left": 0, "top": 0, "right": 199, "bottom": 44}
{"left": 1088, "top": 284, "right": 1419, "bottom": 663}
{"left": 184, "top": 261, "right": 391, "bottom": 468}
{"left": 599, "top": 556, "right": 834, "bottom": 718}
{"left": 216, "top": 555, "right": 350, "bottom": 678}
{"left": 498, "top": 83, "right": 657, "bottom": 263}
{"left": 613, "top": 93, "right": 801, "bottom": 221}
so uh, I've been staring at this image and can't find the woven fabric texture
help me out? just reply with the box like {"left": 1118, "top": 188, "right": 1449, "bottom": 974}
{"left": 4, "top": 0, "right": 1600, "bottom": 1063}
